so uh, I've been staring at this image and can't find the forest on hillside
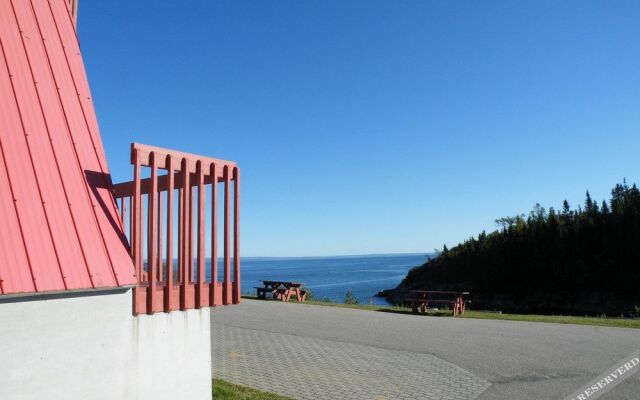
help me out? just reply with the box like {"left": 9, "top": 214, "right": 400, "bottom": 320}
{"left": 390, "top": 180, "right": 640, "bottom": 315}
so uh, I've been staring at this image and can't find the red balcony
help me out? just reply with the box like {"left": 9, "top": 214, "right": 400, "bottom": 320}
{"left": 113, "top": 143, "right": 240, "bottom": 315}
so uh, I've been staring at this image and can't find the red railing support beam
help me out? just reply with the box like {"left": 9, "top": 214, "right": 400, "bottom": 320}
{"left": 233, "top": 167, "right": 240, "bottom": 304}
{"left": 165, "top": 155, "right": 175, "bottom": 311}
{"left": 196, "top": 161, "right": 206, "bottom": 308}
{"left": 223, "top": 166, "right": 231, "bottom": 305}
{"left": 147, "top": 152, "right": 158, "bottom": 312}
{"left": 132, "top": 148, "right": 143, "bottom": 314}
{"left": 210, "top": 163, "right": 219, "bottom": 306}
{"left": 180, "top": 159, "right": 190, "bottom": 310}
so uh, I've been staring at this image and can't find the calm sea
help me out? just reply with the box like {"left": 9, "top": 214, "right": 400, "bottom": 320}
{"left": 237, "top": 253, "right": 430, "bottom": 305}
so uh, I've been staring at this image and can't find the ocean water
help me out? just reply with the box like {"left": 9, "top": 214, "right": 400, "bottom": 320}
{"left": 238, "top": 253, "right": 430, "bottom": 305}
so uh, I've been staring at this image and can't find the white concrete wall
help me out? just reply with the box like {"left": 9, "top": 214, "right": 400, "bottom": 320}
{"left": 0, "top": 289, "right": 212, "bottom": 400}
{"left": 134, "top": 305, "right": 212, "bottom": 400}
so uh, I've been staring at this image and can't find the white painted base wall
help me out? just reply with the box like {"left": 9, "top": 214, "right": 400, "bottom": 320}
{"left": 0, "top": 289, "right": 212, "bottom": 400}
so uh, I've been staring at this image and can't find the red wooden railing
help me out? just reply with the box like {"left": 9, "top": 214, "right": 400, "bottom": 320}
{"left": 113, "top": 143, "right": 240, "bottom": 315}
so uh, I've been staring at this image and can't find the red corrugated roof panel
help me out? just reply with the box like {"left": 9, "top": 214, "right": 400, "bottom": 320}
{"left": 0, "top": 0, "right": 136, "bottom": 295}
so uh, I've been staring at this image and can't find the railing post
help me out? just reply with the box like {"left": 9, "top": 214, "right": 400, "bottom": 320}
{"left": 223, "top": 166, "right": 231, "bottom": 305}
{"left": 233, "top": 167, "right": 240, "bottom": 304}
{"left": 189, "top": 184, "right": 195, "bottom": 292}
{"left": 180, "top": 159, "right": 189, "bottom": 310}
{"left": 132, "top": 148, "right": 142, "bottom": 314}
{"left": 119, "top": 197, "right": 126, "bottom": 228}
{"left": 209, "top": 163, "right": 218, "bottom": 306}
{"left": 188, "top": 171, "right": 195, "bottom": 308}
{"left": 147, "top": 152, "right": 158, "bottom": 313}
{"left": 165, "top": 155, "right": 174, "bottom": 312}
{"left": 157, "top": 182, "right": 163, "bottom": 283}
{"left": 128, "top": 197, "right": 132, "bottom": 248}
{"left": 196, "top": 161, "right": 206, "bottom": 308}
{"left": 177, "top": 169, "right": 183, "bottom": 286}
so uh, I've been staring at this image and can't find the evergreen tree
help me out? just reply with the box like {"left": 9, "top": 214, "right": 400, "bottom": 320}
{"left": 562, "top": 200, "right": 571, "bottom": 215}
{"left": 585, "top": 191, "right": 595, "bottom": 214}
{"left": 398, "top": 180, "right": 640, "bottom": 315}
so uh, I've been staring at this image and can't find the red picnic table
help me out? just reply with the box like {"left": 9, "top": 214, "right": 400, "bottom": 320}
{"left": 256, "top": 280, "right": 307, "bottom": 302}
{"left": 407, "top": 290, "right": 470, "bottom": 316}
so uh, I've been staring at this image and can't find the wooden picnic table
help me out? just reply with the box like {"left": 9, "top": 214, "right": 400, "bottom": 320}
{"left": 407, "top": 290, "right": 470, "bottom": 316}
{"left": 256, "top": 280, "right": 307, "bottom": 302}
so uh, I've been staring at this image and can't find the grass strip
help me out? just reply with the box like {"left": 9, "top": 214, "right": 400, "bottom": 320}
{"left": 242, "top": 295, "right": 640, "bottom": 329}
{"left": 213, "top": 379, "right": 292, "bottom": 400}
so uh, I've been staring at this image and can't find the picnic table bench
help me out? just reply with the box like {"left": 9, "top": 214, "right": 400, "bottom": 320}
{"left": 406, "top": 290, "right": 469, "bottom": 316}
{"left": 255, "top": 280, "right": 307, "bottom": 302}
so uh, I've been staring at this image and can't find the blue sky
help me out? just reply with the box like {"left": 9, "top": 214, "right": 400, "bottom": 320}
{"left": 80, "top": 1, "right": 640, "bottom": 257}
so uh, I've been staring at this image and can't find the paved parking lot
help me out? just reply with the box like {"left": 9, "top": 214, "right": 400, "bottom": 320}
{"left": 212, "top": 300, "right": 640, "bottom": 399}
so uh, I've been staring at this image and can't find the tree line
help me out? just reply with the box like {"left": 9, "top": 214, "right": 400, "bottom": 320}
{"left": 394, "top": 180, "right": 640, "bottom": 315}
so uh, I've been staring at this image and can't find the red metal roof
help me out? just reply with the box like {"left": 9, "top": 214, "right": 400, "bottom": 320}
{"left": 0, "top": 0, "right": 136, "bottom": 295}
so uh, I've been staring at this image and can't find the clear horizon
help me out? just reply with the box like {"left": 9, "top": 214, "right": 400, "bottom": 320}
{"left": 80, "top": 1, "right": 640, "bottom": 257}
{"left": 231, "top": 252, "right": 431, "bottom": 260}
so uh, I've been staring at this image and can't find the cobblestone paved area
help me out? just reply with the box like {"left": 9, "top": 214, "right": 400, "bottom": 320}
{"left": 213, "top": 324, "right": 490, "bottom": 400}
{"left": 212, "top": 300, "right": 640, "bottom": 399}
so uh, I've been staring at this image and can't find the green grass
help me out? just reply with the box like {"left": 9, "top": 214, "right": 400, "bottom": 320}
{"left": 241, "top": 295, "right": 640, "bottom": 329}
{"left": 213, "top": 379, "right": 292, "bottom": 400}
{"left": 300, "top": 298, "right": 409, "bottom": 312}
{"left": 243, "top": 294, "right": 405, "bottom": 312}
{"left": 460, "top": 310, "right": 640, "bottom": 329}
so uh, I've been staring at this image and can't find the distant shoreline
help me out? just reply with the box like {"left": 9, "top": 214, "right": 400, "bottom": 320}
{"left": 241, "top": 253, "right": 432, "bottom": 262}
{"left": 147, "top": 253, "right": 432, "bottom": 264}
